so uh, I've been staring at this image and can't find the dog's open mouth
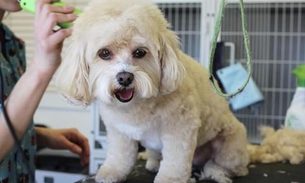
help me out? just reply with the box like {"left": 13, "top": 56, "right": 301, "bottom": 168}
{"left": 115, "top": 88, "right": 134, "bottom": 103}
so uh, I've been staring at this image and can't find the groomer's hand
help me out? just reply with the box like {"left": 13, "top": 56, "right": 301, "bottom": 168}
{"left": 35, "top": 127, "right": 90, "bottom": 166}
{"left": 32, "top": 0, "right": 78, "bottom": 75}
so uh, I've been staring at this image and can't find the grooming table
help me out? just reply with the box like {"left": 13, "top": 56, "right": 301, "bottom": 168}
{"left": 76, "top": 160, "right": 305, "bottom": 183}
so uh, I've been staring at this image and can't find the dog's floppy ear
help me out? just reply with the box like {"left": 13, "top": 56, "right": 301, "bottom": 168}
{"left": 158, "top": 29, "right": 186, "bottom": 94}
{"left": 56, "top": 40, "right": 93, "bottom": 106}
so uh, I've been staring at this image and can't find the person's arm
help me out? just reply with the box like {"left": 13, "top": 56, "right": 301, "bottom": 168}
{"left": 35, "top": 127, "right": 90, "bottom": 165}
{"left": 0, "top": 0, "right": 77, "bottom": 161}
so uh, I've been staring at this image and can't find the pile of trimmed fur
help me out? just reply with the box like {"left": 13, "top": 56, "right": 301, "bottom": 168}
{"left": 247, "top": 126, "right": 305, "bottom": 164}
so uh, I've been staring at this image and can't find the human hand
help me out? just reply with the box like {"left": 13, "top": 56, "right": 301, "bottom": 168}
{"left": 32, "top": 0, "right": 78, "bottom": 75}
{"left": 35, "top": 127, "right": 90, "bottom": 166}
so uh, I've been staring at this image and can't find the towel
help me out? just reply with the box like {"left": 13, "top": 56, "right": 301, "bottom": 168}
{"left": 216, "top": 62, "right": 264, "bottom": 111}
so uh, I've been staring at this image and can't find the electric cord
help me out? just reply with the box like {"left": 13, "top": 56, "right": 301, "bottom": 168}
{"left": 208, "top": 0, "right": 252, "bottom": 99}
{"left": 0, "top": 68, "right": 36, "bottom": 182}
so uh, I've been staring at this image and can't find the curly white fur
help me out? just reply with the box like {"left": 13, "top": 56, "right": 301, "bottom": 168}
{"left": 56, "top": 0, "right": 249, "bottom": 182}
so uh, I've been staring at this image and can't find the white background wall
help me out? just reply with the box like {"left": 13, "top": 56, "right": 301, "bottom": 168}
{"left": 34, "top": 92, "right": 92, "bottom": 138}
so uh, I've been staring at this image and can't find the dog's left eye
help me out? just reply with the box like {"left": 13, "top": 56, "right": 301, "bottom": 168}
{"left": 133, "top": 48, "right": 147, "bottom": 59}
{"left": 98, "top": 49, "right": 112, "bottom": 60}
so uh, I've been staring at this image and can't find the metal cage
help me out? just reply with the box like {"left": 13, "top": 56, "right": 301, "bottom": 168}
{"left": 221, "top": 2, "right": 305, "bottom": 142}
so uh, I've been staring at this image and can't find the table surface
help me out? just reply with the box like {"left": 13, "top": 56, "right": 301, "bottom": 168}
{"left": 76, "top": 160, "right": 305, "bottom": 183}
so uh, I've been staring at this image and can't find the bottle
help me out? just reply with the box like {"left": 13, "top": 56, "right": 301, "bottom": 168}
{"left": 284, "top": 64, "right": 305, "bottom": 129}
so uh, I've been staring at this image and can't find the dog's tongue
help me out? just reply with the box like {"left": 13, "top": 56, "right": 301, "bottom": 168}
{"left": 117, "top": 88, "right": 133, "bottom": 100}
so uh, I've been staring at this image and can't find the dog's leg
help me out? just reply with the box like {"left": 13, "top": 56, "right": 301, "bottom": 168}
{"left": 95, "top": 128, "right": 138, "bottom": 183}
{"left": 153, "top": 130, "right": 198, "bottom": 183}
{"left": 145, "top": 149, "right": 162, "bottom": 173}
{"left": 204, "top": 123, "right": 249, "bottom": 183}
{"left": 198, "top": 160, "right": 232, "bottom": 183}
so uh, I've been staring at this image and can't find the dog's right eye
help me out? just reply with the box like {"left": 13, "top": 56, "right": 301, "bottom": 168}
{"left": 98, "top": 49, "right": 112, "bottom": 60}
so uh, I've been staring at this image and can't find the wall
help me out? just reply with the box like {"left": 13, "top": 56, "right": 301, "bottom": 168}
{"left": 34, "top": 91, "right": 92, "bottom": 138}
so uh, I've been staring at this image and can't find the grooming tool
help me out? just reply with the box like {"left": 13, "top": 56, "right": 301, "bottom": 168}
{"left": 18, "top": 0, "right": 82, "bottom": 28}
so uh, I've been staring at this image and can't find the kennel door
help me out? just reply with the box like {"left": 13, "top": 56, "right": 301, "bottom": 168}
{"left": 220, "top": 0, "right": 305, "bottom": 143}
{"left": 151, "top": 0, "right": 220, "bottom": 68}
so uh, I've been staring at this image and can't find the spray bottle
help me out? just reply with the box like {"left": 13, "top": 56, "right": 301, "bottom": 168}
{"left": 284, "top": 64, "right": 305, "bottom": 129}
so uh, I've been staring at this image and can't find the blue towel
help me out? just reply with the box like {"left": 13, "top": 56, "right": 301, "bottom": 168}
{"left": 216, "top": 62, "right": 264, "bottom": 111}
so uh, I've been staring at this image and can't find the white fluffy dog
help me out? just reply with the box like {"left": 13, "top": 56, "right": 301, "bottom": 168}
{"left": 56, "top": 0, "right": 249, "bottom": 182}
{"left": 248, "top": 126, "right": 305, "bottom": 164}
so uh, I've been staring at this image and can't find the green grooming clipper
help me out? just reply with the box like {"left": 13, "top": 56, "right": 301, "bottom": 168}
{"left": 19, "top": 0, "right": 82, "bottom": 28}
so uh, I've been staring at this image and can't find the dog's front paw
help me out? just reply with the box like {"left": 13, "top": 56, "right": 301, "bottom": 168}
{"left": 197, "top": 171, "right": 232, "bottom": 183}
{"left": 154, "top": 174, "right": 189, "bottom": 183}
{"left": 95, "top": 165, "right": 127, "bottom": 183}
{"left": 200, "top": 160, "right": 233, "bottom": 183}
{"left": 145, "top": 159, "right": 160, "bottom": 173}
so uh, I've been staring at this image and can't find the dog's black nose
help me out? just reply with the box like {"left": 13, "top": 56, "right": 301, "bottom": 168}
{"left": 116, "top": 72, "right": 134, "bottom": 86}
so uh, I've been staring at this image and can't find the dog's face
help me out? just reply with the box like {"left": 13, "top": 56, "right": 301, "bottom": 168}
{"left": 56, "top": 0, "right": 185, "bottom": 106}
{"left": 90, "top": 33, "right": 161, "bottom": 104}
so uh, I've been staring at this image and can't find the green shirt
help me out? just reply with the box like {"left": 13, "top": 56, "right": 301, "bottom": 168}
{"left": 0, "top": 23, "right": 36, "bottom": 183}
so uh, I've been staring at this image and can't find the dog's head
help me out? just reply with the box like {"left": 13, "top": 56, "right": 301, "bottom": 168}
{"left": 56, "top": 0, "right": 186, "bottom": 106}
